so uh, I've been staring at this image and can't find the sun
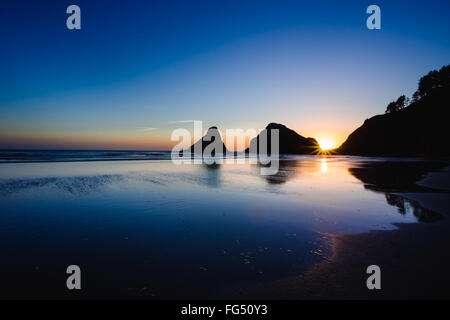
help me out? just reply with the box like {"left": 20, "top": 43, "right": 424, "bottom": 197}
{"left": 317, "top": 138, "right": 335, "bottom": 151}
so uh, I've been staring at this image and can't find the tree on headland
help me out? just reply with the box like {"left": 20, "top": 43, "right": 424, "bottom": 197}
{"left": 440, "top": 64, "right": 450, "bottom": 87}
{"left": 385, "top": 95, "right": 406, "bottom": 113}
{"left": 384, "top": 64, "right": 450, "bottom": 113}
{"left": 414, "top": 64, "right": 450, "bottom": 98}
{"left": 417, "top": 70, "right": 439, "bottom": 97}
{"left": 385, "top": 101, "right": 397, "bottom": 114}
{"left": 404, "top": 97, "right": 410, "bottom": 107}
{"left": 396, "top": 95, "right": 406, "bottom": 109}
{"left": 411, "top": 91, "right": 421, "bottom": 103}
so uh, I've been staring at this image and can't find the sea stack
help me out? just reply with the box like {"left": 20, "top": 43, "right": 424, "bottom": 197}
{"left": 246, "top": 123, "right": 320, "bottom": 155}
{"left": 184, "top": 126, "right": 229, "bottom": 155}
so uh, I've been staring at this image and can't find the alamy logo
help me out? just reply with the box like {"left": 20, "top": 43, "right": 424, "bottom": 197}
{"left": 366, "top": 265, "right": 381, "bottom": 290}
{"left": 66, "top": 5, "right": 81, "bottom": 30}
{"left": 366, "top": 5, "right": 381, "bottom": 30}
{"left": 66, "top": 265, "right": 81, "bottom": 290}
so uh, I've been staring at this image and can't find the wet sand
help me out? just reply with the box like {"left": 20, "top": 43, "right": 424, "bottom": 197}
{"left": 216, "top": 167, "right": 450, "bottom": 299}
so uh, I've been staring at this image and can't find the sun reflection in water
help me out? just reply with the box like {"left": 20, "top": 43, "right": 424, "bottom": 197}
{"left": 321, "top": 158, "right": 327, "bottom": 173}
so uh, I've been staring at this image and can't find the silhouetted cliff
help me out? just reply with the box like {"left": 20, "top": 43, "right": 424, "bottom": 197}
{"left": 246, "top": 123, "right": 320, "bottom": 154}
{"left": 337, "top": 87, "right": 450, "bottom": 157}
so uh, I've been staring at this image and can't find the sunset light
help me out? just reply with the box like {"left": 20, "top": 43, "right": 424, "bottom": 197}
{"left": 317, "top": 138, "right": 335, "bottom": 151}
{"left": 1, "top": 0, "right": 450, "bottom": 303}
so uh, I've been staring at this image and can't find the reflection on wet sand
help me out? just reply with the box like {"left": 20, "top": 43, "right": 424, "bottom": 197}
{"left": 260, "top": 160, "right": 299, "bottom": 184}
{"left": 384, "top": 193, "right": 442, "bottom": 222}
{"left": 201, "top": 162, "right": 222, "bottom": 188}
{"left": 257, "top": 157, "right": 329, "bottom": 185}
{"left": 348, "top": 161, "right": 448, "bottom": 222}
{"left": 348, "top": 161, "right": 448, "bottom": 193}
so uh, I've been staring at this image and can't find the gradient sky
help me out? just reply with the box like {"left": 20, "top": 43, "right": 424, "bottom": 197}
{"left": 1, "top": 0, "right": 449, "bottom": 150}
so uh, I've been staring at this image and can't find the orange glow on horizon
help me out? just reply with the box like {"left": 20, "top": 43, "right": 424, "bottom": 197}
{"left": 1, "top": 123, "right": 351, "bottom": 152}
{"left": 317, "top": 137, "right": 336, "bottom": 151}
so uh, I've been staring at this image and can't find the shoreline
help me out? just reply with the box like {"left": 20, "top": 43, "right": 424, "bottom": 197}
{"left": 1, "top": 153, "right": 448, "bottom": 164}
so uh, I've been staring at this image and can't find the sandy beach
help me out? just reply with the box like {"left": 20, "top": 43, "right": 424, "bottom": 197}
{"left": 1, "top": 157, "right": 448, "bottom": 299}
{"left": 216, "top": 167, "right": 450, "bottom": 299}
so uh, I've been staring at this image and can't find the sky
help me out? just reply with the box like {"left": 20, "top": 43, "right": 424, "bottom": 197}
{"left": 0, "top": 0, "right": 449, "bottom": 150}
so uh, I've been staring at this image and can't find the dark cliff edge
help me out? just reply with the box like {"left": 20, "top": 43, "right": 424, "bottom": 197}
{"left": 336, "top": 87, "right": 450, "bottom": 157}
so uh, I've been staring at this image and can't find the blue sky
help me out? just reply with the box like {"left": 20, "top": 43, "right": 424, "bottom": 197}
{"left": 1, "top": 0, "right": 449, "bottom": 149}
